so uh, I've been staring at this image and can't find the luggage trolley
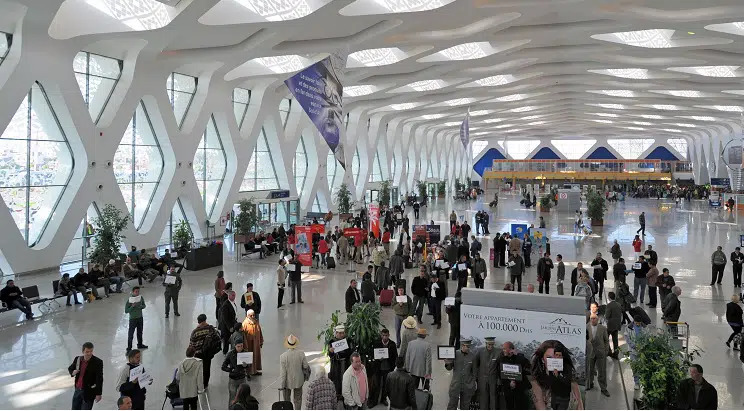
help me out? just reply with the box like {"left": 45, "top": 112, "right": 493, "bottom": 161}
{"left": 666, "top": 321, "right": 689, "bottom": 356}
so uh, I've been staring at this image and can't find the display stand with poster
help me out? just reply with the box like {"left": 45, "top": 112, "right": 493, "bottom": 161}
{"left": 459, "top": 288, "right": 588, "bottom": 401}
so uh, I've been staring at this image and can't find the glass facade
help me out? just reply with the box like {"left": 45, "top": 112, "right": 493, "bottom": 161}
{"left": 194, "top": 115, "right": 227, "bottom": 217}
{"left": 311, "top": 195, "right": 323, "bottom": 213}
{"left": 471, "top": 140, "right": 488, "bottom": 158}
{"left": 551, "top": 139, "right": 597, "bottom": 159}
{"left": 73, "top": 51, "right": 122, "bottom": 123}
{"left": 0, "top": 33, "right": 10, "bottom": 65}
{"left": 607, "top": 139, "right": 655, "bottom": 159}
{"left": 233, "top": 88, "right": 251, "bottom": 129}
{"left": 0, "top": 82, "right": 74, "bottom": 246}
{"left": 369, "top": 149, "right": 383, "bottom": 182}
{"left": 294, "top": 135, "right": 307, "bottom": 195}
{"left": 240, "top": 128, "right": 280, "bottom": 191}
{"left": 352, "top": 149, "right": 360, "bottom": 184}
{"left": 279, "top": 98, "right": 291, "bottom": 128}
{"left": 158, "top": 199, "right": 194, "bottom": 251}
{"left": 114, "top": 101, "right": 165, "bottom": 229}
{"left": 327, "top": 150, "right": 340, "bottom": 198}
{"left": 166, "top": 72, "right": 197, "bottom": 128}
{"left": 667, "top": 139, "right": 688, "bottom": 159}
{"left": 504, "top": 140, "right": 540, "bottom": 159}
{"left": 61, "top": 204, "right": 100, "bottom": 267}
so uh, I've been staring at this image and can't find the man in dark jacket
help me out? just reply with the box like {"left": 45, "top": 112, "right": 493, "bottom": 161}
{"left": 0, "top": 279, "right": 34, "bottom": 319}
{"left": 633, "top": 256, "right": 650, "bottom": 304}
{"left": 663, "top": 286, "right": 682, "bottom": 334}
{"left": 570, "top": 263, "right": 589, "bottom": 297}
{"left": 429, "top": 275, "right": 446, "bottom": 328}
{"left": 495, "top": 341, "right": 531, "bottom": 410}
{"left": 69, "top": 342, "right": 103, "bottom": 410}
{"left": 411, "top": 269, "right": 429, "bottom": 323}
{"left": 590, "top": 252, "right": 609, "bottom": 300}
{"left": 605, "top": 292, "right": 623, "bottom": 358}
{"left": 189, "top": 314, "right": 221, "bottom": 388}
{"left": 361, "top": 275, "right": 377, "bottom": 304}
{"left": 536, "top": 253, "right": 554, "bottom": 294}
{"left": 74, "top": 269, "right": 102, "bottom": 301}
{"left": 385, "top": 357, "right": 416, "bottom": 409}
{"left": 345, "top": 279, "right": 361, "bottom": 313}
{"left": 289, "top": 256, "right": 303, "bottom": 304}
{"left": 732, "top": 247, "right": 744, "bottom": 288}
{"left": 371, "top": 328, "right": 398, "bottom": 407}
{"left": 447, "top": 292, "right": 462, "bottom": 349}
{"left": 240, "top": 283, "right": 262, "bottom": 322}
{"left": 219, "top": 291, "right": 240, "bottom": 355}
{"left": 677, "top": 364, "right": 717, "bottom": 409}
{"left": 644, "top": 245, "right": 658, "bottom": 266}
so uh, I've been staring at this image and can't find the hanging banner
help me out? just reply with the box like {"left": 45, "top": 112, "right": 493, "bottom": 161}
{"left": 510, "top": 223, "right": 528, "bottom": 240}
{"left": 461, "top": 304, "right": 588, "bottom": 385}
{"left": 343, "top": 227, "right": 367, "bottom": 248}
{"left": 369, "top": 204, "right": 380, "bottom": 238}
{"left": 285, "top": 57, "right": 345, "bottom": 169}
{"left": 459, "top": 110, "right": 470, "bottom": 148}
{"left": 294, "top": 226, "right": 314, "bottom": 267}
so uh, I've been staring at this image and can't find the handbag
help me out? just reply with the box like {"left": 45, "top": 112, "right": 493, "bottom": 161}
{"left": 166, "top": 368, "right": 180, "bottom": 399}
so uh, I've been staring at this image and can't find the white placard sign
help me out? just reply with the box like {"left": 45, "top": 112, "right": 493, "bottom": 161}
{"left": 458, "top": 263, "right": 467, "bottom": 271}
{"left": 332, "top": 338, "right": 349, "bottom": 352}
{"left": 460, "top": 304, "right": 586, "bottom": 384}
{"left": 254, "top": 245, "right": 262, "bottom": 250}
{"left": 396, "top": 296, "right": 407, "bottom": 303}
{"left": 287, "top": 264, "right": 296, "bottom": 271}
{"left": 301, "top": 266, "right": 310, "bottom": 273}
{"left": 237, "top": 352, "right": 254, "bottom": 364}
{"left": 437, "top": 345, "right": 455, "bottom": 359}
{"left": 444, "top": 297, "right": 455, "bottom": 306}
{"left": 138, "top": 371, "right": 152, "bottom": 388}
{"left": 373, "top": 348, "right": 388, "bottom": 359}
{"left": 128, "top": 296, "right": 141, "bottom": 304}
{"left": 546, "top": 357, "right": 564, "bottom": 372}
{"left": 632, "top": 263, "right": 642, "bottom": 270}
{"left": 435, "top": 260, "right": 444, "bottom": 268}
{"left": 129, "top": 365, "right": 144, "bottom": 380}
{"left": 164, "top": 275, "right": 177, "bottom": 284}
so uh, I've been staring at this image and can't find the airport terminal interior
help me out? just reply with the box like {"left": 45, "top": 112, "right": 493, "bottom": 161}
{"left": 2, "top": 0, "right": 744, "bottom": 409}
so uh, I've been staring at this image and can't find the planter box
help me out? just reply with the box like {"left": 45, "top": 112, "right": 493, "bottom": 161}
{"left": 593, "top": 218, "right": 604, "bottom": 226}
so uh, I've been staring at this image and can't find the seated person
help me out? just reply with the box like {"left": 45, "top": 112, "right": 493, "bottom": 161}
{"left": 138, "top": 250, "right": 164, "bottom": 279}
{"left": 57, "top": 273, "right": 82, "bottom": 306}
{"left": 127, "top": 246, "right": 140, "bottom": 264}
{"left": 105, "top": 259, "right": 125, "bottom": 293}
{"left": 265, "top": 233, "right": 277, "bottom": 254}
{"left": 0, "top": 279, "right": 34, "bottom": 319}
{"left": 73, "top": 268, "right": 102, "bottom": 300}
{"left": 255, "top": 233, "right": 268, "bottom": 258}
{"left": 161, "top": 249, "right": 182, "bottom": 269}
{"left": 90, "top": 263, "right": 112, "bottom": 298}
{"left": 244, "top": 238, "right": 257, "bottom": 255}
{"left": 123, "top": 257, "right": 148, "bottom": 285}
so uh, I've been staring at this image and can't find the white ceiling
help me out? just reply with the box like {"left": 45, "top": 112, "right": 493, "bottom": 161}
{"left": 19, "top": 0, "right": 744, "bottom": 143}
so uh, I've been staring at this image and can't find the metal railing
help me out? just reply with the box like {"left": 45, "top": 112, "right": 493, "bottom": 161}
{"left": 484, "top": 159, "right": 692, "bottom": 174}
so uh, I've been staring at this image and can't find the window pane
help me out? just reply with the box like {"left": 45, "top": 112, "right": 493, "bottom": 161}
{"left": 134, "top": 145, "right": 163, "bottom": 182}
{"left": 552, "top": 139, "right": 596, "bottom": 159}
{"left": 172, "top": 73, "right": 196, "bottom": 92}
{"left": 88, "top": 54, "right": 121, "bottom": 78}
{"left": 73, "top": 52, "right": 122, "bottom": 123}
{"left": 194, "top": 116, "right": 227, "bottom": 216}
{"left": 30, "top": 141, "right": 73, "bottom": 186}
{"left": 167, "top": 73, "right": 197, "bottom": 127}
{"left": 28, "top": 185, "right": 64, "bottom": 243}
{"left": 294, "top": 136, "right": 307, "bottom": 194}
{"left": 241, "top": 128, "right": 279, "bottom": 191}
{"left": 0, "top": 187, "right": 26, "bottom": 234}
{"left": 0, "top": 139, "right": 27, "bottom": 187}
{"left": 87, "top": 77, "right": 117, "bottom": 121}
{"left": 30, "top": 84, "right": 65, "bottom": 141}
{"left": 133, "top": 182, "right": 157, "bottom": 226}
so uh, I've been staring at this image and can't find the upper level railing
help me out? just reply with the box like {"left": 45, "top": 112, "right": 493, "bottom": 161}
{"left": 484, "top": 159, "right": 692, "bottom": 174}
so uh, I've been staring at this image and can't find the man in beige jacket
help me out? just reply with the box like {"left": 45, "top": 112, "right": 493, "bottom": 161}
{"left": 279, "top": 335, "right": 310, "bottom": 410}
{"left": 342, "top": 352, "right": 369, "bottom": 409}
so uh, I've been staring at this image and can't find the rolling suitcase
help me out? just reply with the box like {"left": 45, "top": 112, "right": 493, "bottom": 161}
{"left": 379, "top": 288, "right": 394, "bottom": 306}
{"left": 326, "top": 256, "right": 336, "bottom": 269}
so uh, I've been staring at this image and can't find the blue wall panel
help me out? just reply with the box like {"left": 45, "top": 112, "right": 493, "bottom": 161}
{"left": 586, "top": 146, "right": 617, "bottom": 160}
{"left": 644, "top": 146, "right": 679, "bottom": 161}
{"left": 473, "top": 148, "right": 506, "bottom": 176}
{"left": 532, "top": 147, "right": 560, "bottom": 160}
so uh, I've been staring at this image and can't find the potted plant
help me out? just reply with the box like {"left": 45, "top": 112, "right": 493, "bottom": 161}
{"left": 586, "top": 188, "right": 606, "bottom": 226}
{"left": 317, "top": 303, "right": 385, "bottom": 366}
{"left": 437, "top": 181, "right": 446, "bottom": 198}
{"left": 416, "top": 180, "right": 427, "bottom": 202}
{"left": 455, "top": 178, "right": 463, "bottom": 192}
{"left": 234, "top": 199, "right": 257, "bottom": 243}
{"left": 88, "top": 204, "right": 129, "bottom": 266}
{"left": 379, "top": 180, "right": 391, "bottom": 208}
{"left": 336, "top": 183, "right": 353, "bottom": 221}
{"left": 173, "top": 220, "right": 193, "bottom": 250}
{"left": 627, "top": 328, "right": 700, "bottom": 409}
{"left": 539, "top": 195, "right": 553, "bottom": 212}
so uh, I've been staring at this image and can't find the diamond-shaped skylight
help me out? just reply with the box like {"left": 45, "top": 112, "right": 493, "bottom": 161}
{"left": 636, "top": 114, "right": 664, "bottom": 119}
{"left": 344, "top": 85, "right": 377, "bottom": 97}
{"left": 390, "top": 102, "right": 420, "bottom": 110}
{"left": 592, "top": 119, "right": 613, "bottom": 124}
{"left": 594, "top": 29, "right": 674, "bottom": 48}
{"left": 667, "top": 66, "right": 739, "bottom": 77}
{"left": 86, "top": 0, "right": 172, "bottom": 31}
{"left": 590, "top": 68, "right": 650, "bottom": 79}
{"left": 632, "top": 121, "right": 653, "bottom": 126}
{"left": 422, "top": 114, "right": 446, "bottom": 120}
{"left": 474, "top": 74, "right": 517, "bottom": 87}
{"left": 625, "top": 126, "right": 645, "bottom": 130}
{"left": 527, "top": 121, "right": 546, "bottom": 125}
{"left": 441, "top": 98, "right": 477, "bottom": 106}
{"left": 652, "top": 90, "right": 701, "bottom": 98}
{"left": 667, "top": 123, "right": 695, "bottom": 128}
{"left": 444, "top": 121, "right": 460, "bottom": 126}
{"left": 233, "top": 0, "right": 322, "bottom": 21}
{"left": 347, "top": 48, "right": 403, "bottom": 67}
{"left": 588, "top": 90, "right": 635, "bottom": 98}
{"left": 340, "top": 0, "right": 456, "bottom": 15}
{"left": 520, "top": 115, "right": 544, "bottom": 120}
{"left": 481, "top": 118, "right": 503, "bottom": 124}
{"left": 432, "top": 42, "right": 489, "bottom": 61}
{"left": 493, "top": 94, "right": 528, "bottom": 102}
{"left": 642, "top": 104, "right": 680, "bottom": 111}
{"left": 255, "top": 55, "right": 306, "bottom": 73}
{"left": 661, "top": 128, "right": 682, "bottom": 133}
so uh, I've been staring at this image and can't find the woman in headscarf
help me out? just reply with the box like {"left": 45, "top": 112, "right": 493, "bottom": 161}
{"left": 241, "top": 310, "right": 263, "bottom": 376}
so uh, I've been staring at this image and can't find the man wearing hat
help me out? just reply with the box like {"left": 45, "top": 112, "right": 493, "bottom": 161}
{"left": 474, "top": 337, "right": 500, "bottom": 410}
{"left": 279, "top": 335, "right": 310, "bottom": 410}
{"left": 404, "top": 328, "right": 432, "bottom": 390}
{"left": 399, "top": 316, "right": 418, "bottom": 359}
{"left": 445, "top": 339, "right": 477, "bottom": 410}
{"left": 328, "top": 325, "right": 354, "bottom": 400}
{"left": 495, "top": 341, "right": 530, "bottom": 409}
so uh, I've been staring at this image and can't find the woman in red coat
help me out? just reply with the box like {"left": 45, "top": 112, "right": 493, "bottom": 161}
{"left": 318, "top": 238, "right": 329, "bottom": 267}
{"left": 632, "top": 235, "right": 642, "bottom": 258}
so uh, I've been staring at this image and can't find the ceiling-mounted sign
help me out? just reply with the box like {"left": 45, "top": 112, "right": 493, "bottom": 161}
{"left": 268, "top": 190, "right": 290, "bottom": 199}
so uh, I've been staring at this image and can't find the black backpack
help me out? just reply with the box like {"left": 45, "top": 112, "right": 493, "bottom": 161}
{"left": 204, "top": 326, "right": 222, "bottom": 357}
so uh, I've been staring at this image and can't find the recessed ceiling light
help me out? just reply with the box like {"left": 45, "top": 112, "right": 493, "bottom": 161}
{"left": 688, "top": 31, "right": 695, "bottom": 35}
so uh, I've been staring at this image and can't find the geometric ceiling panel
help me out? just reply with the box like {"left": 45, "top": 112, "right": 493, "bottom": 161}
{"left": 340, "top": 0, "right": 457, "bottom": 16}
{"left": 200, "top": 0, "right": 333, "bottom": 24}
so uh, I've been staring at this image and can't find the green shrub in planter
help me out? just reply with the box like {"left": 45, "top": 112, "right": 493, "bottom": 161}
{"left": 586, "top": 189, "right": 606, "bottom": 224}
{"left": 539, "top": 195, "right": 553, "bottom": 211}
{"left": 89, "top": 204, "right": 129, "bottom": 265}
{"left": 336, "top": 183, "right": 352, "bottom": 214}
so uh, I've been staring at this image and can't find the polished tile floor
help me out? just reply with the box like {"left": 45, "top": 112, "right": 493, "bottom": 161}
{"left": 0, "top": 193, "right": 741, "bottom": 409}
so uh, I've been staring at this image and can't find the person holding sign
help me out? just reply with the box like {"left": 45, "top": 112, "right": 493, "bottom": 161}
{"left": 288, "top": 256, "right": 304, "bottom": 304}
{"left": 124, "top": 287, "right": 147, "bottom": 353}
{"left": 473, "top": 337, "right": 499, "bottom": 410}
{"left": 393, "top": 288, "right": 413, "bottom": 346}
{"left": 221, "top": 336, "right": 251, "bottom": 402}
{"left": 429, "top": 275, "right": 446, "bottom": 328}
{"left": 279, "top": 335, "right": 310, "bottom": 410}
{"left": 370, "top": 329, "right": 398, "bottom": 407}
{"left": 454, "top": 255, "right": 471, "bottom": 292}
{"left": 496, "top": 341, "right": 531, "bottom": 410}
{"left": 115, "top": 349, "right": 149, "bottom": 410}
{"left": 632, "top": 255, "right": 650, "bottom": 304}
{"left": 162, "top": 266, "right": 182, "bottom": 318}
{"left": 445, "top": 339, "right": 477, "bottom": 410}
{"left": 240, "top": 283, "right": 262, "bottom": 322}
{"left": 530, "top": 340, "right": 584, "bottom": 410}
{"left": 471, "top": 252, "right": 487, "bottom": 289}
{"left": 241, "top": 310, "right": 264, "bottom": 376}
{"left": 508, "top": 251, "right": 525, "bottom": 292}
{"left": 590, "top": 253, "right": 609, "bottom": 300}
{"left": 328, "top": 325, "right": 354, "bottom": 401}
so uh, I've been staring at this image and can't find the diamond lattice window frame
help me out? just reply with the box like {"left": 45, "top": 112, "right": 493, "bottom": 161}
{"left": 0, "top": 32, "right": 11, "bottom": 66}
{"left": 194, "top": 115, "right": 227, "bottom": 218}
{"left": 294, "top": 135, "right": 308, "bottom": 195}
{"left": 166, "top": 72, "right": 197, "bottom": 128}
{"left": 114, "top": 100, "right": 165, "bottom": 230}
{"left": 233, "top": 88, "right": 251, "bottom": 130}
{"left": 74, "top": 51, "right": 123, "bottom": 124}
{"left": 240, "top": 127, "right": 281, "bottom": 192}
{"left": 0, "top": 81, "right": 75, "bottom": 246}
